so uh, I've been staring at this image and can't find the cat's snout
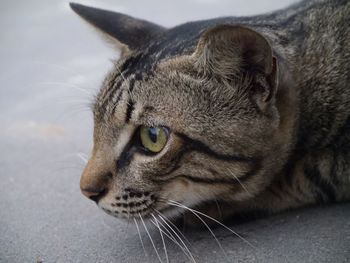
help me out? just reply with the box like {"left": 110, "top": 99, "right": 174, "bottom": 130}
{"left": 80, "top": 156, "right": 113, "bottom": 203}
{"left": 81, "top": 187, "right": 107, "bottom": 203}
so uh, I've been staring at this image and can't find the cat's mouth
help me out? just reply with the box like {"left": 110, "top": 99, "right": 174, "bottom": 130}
{"left": 97, "top": 192, "right": 162, "bottom": 219}
{"left": 96, "top": 193, "right": 183, "bottom": 220}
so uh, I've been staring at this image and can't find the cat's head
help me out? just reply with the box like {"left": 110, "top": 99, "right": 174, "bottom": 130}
{"left": 71, "top": 3, "right": 296, "bottom": 219}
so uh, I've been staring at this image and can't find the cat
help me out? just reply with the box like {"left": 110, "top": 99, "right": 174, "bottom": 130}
{"left": 70, "top": 0, "right": 350, "bottom": 225}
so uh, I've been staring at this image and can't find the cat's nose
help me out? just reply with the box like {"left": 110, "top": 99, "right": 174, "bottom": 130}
{"left": 80, "top": 156, "right": 113, "bottom": 203}
{"left": 80, "top": 170, "right": 111, "bottom": 203}
{"left": 81, "top": 187, "right": 107, "bottom": 202}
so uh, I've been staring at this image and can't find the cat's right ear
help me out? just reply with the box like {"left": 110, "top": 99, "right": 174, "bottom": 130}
{"left": 70, "top": 3, "right": 165, "bottom": 54}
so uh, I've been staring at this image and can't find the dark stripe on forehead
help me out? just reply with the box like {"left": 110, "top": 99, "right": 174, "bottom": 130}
{"left": 128, "top": 78, "right": 136, "bottom": 93}
{"left": 120, "top": 53, "right": 146, "bottom": 79}
{"left": 98, "top": 68, "right": 120, "bottom": 101}
{"left": 176, "top": 132, "right": 257, "bottom": 163}
{"left": 101, "top": 65, "right": 125, "bottom": 103}
{"left": 99, "top": 79, "right": 123, "bottom": 115}
{"left": 120, "top": 53, "right": 143, "bottom": 71}
{"left": 97, "top": 54, "right": 137, "bottom": 117}
{"left": 110, "top": 89, "right": 125, "bottom": 116}
{"left": 125, "top": 99, "right": 135, "bottom": 123}
{"left": 103, "top": 75, "right": 136, "bottom": 118}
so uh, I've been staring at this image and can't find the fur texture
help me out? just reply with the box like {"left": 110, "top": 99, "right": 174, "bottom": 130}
{"left": 70, "top": 0, "right": 350, "bottom": 223}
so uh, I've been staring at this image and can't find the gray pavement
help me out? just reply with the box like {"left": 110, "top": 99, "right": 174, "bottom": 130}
{"left": 0, "top": 0, "right": 349, "bottom": 262}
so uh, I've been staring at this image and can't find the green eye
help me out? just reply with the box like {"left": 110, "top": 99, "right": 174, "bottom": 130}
{"left": 140, "top": 126, "right": 168, "bottom": 153}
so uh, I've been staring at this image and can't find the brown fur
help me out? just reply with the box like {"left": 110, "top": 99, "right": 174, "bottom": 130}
{"left": 70, "top": 0, "right": 350, "bottom": 223}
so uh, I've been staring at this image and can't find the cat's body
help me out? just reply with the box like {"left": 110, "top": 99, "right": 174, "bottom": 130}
{"left": 71, "top": 0, "right": 350, "bottom": 224}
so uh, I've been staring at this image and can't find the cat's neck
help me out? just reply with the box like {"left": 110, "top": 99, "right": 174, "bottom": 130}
{"left": 283, "top": 0, "right": 350, "bottom": 150}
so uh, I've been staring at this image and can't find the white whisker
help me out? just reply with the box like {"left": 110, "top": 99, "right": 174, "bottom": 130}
{"left": 30, "top": 61, "right": 79, "bottom": 75}
{"left": 35, "top": 81, "right": 93, "bottom": 96}
{"left": 139, "top": 214, "right": 163, "bottom": 263}
{"left": 228, "top": 169, "right": 251, "bottom": 196}
{"left": 115, "top": 65, "right": 127, "bottom": 82}
{"left": 133, "top": 218, "right": 148, "bottom": 259}
{"left": 168, "top": 200, "right": 256, "bottom": 249}
{"left": 126, "top": 211, "right": 131, "bottom": 233}
{"left": 152, "top": 214, "right": 169, "bottom": 263}
{"left": 56, "top": 99, "right": 92, "bottom": 106}
{"left": 156, "top": 212, "right": 197, "bottom": 263}
{"left": 154, "top": 209, "right": 191, "bottom": 247}
{"left": 76, "top": 153, "right": 88, "bottom": 164}
{"left": 167, "top": 201, "right": 229, "bottom": 262}
{"left": 150, "top": 219, "right": 188, "bottom": 257}
{"left": 150, "top": 216, "right": 194, "bottom": 262}
{"left": 214, "top": 198, "right": 223, "bottom": 221}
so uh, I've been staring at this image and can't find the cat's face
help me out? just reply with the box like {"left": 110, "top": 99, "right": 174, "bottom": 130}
{"left": 72, "top": 3, "right": 295, "bottom": 220}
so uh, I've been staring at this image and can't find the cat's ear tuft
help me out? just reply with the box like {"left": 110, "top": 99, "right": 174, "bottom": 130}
{"left": 70, "top": 3, "right": 165, "bottom": 52}
{"left": 194, "top": 25, "right": 278, "bottom": 107}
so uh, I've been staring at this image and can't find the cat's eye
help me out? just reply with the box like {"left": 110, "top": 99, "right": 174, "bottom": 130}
{"left": 139, "top": 126, "right": 169, "bottom": 153}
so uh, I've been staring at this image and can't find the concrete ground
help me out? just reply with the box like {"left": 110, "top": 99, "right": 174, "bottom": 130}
{"left": 0, "top": 0, "right": 349, "bottom": 262}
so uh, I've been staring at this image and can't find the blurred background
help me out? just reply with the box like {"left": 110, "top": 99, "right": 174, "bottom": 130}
{"left": 1, "top": 1, "right": 349, "bottom": 262}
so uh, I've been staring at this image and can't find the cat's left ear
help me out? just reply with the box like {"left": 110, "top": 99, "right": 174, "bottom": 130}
{"left": 70, "top": 3, "right": 165, "bottom": 53}
{"left": 193, "top": 25, "right": 278, "bottom": 107}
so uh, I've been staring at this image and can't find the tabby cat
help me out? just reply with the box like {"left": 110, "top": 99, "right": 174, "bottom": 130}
{"left": 70, "top": 0, "right": 350, "bottom": 225}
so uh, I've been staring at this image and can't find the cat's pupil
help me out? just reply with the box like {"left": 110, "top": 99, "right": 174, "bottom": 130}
{"left": 148, "top": 127, "right": 159, "bottom": 143}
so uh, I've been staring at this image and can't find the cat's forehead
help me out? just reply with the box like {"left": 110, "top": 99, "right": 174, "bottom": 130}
{"left": 115, "top": 42, "right": 196, "bottom": 82}
{"left": 112, "top": 21, "right": 210, "bottom": 80}
{"left": 127, "top": 69, "right": 251, "bottom": 133}
{"left": 98, "top": 51, "right": 252, "bottom": 125}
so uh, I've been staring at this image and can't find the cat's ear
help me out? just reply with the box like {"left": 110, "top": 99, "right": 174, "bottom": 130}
{"left": 193, "top": 25, "right": 278, "bottom": 106}
{"left": 70, "top": 3, "right": 165, "bottom": 53}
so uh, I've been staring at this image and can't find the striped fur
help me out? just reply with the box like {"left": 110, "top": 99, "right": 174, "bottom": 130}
{"left": 71, "top": 0, "right": 350, "bottom": 223}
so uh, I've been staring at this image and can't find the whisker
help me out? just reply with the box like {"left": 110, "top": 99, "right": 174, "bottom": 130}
{"left": 149, "top": 219, "right": 184, "bottom": 254}
{"left": 126, "top": 203, "right": 131, "bottom": 234}
{"left": 52, "top": 100, "right": 93, "bottom": 118}
{"left": 115, "top": 66, "right": 135, "bottom": 99}
{"left": 155, "top": 211, "right": 197, "bottom": 263}
{"left": 152, "top": 214, "right": 169, "bottom": 263}
{"left": 34, "top": 81, "right": 94, "bottom": 96}
{"left": 168, "top": 200, "right": 256, "bottom": 249}
{"left": 228, "top": 169, "right": 251, "bottom": 196}
{"left": 167, "top": 201, "right": 229, "bottom": 262}
{"left": 115, "top": 64, "right": 127, "bottom": 83}
{"left": 29, "top": 61, "right": 80, "bottom": 75}
{"left": 154, "top": 209, "right": 192, "bottom": 248}
{"left": 214, "top": 198, "right": 223, "bottom": 221}
{"left": 56, "top": 98, "right": 92, "bottom": 106}
{"left": 133, "top": 218, "right": 148, "bottom": 259}
{"left": 126, "top": 213, "right": 131, "bottom": 233}
{"left": 139, "top": 213, "right": 163, "bottom": 263}
{"left": 76, "top": 152, "right": 88, "bottom": 164}
{"left": 150, "top": 216, "right": 193, "bottom": 262}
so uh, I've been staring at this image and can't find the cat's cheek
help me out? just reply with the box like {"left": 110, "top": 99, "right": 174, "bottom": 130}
{"left": 158, "top": 178, "right": 215, "bottom": 209}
